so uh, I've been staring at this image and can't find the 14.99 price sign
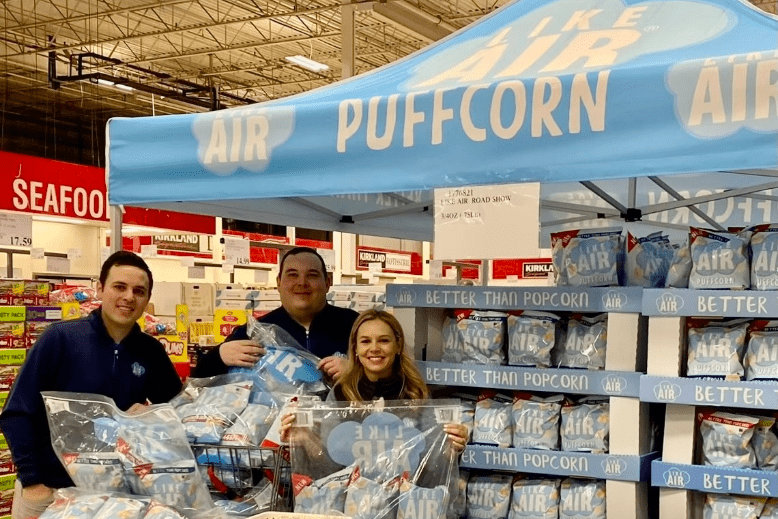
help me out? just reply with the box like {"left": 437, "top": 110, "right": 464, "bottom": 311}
{"left": 0, "top": 213, "right": 32, "bottom": 247}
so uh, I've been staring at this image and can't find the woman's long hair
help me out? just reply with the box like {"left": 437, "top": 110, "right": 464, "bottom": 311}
{"left": 336, "top": 309, "right": 429, "bottom": 402}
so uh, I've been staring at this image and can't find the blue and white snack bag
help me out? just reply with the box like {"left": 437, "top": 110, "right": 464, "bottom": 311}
{"left": 397, "top": 480, "right": 449, "bottom": 519}
{"left": 507, "top": 312, "right": 559, "bottom": 368}
{"left": 560, "top": 397, "right": 609, "bottom": 453}
{"left": 703, "top": 493, "right": 766, "bottom": 519}
{"left": 666, "top": 240, "right": 691, "bottom": 288}
{"left": 294, "top": 465, "right": 352, "bottom": 515}
{"left": 625, "top": 231, "right": 674, "bottom": 287}
{"left": 511, "top": 393, "right": 563, "bottom": 450}
{"left": 750, "top": 225, "right": 778, "bottom": 290}
{"left": 562, "top": 228, "right": 623, "bottom": 287}
{"left": 466, "top": 474, "right": 512, "bottom": 519}
{"left": 559, "top": 478, "right": 605, "bottom": 519}
{"left": 556, "top": 314, "right": 607, "bottom": 371}
{"left": 689, "top": 227, "right": 751, "bottom": 290}
{"left": 221, "top": 403, "right": 277, "bottom": 446}
{"left": 451, "top": 310, "right": 507, "bottom": 365}
{"left": 176, "top": 381, "right": 252, "bottom": 443}
{"left": 698, "top": 411, "right": 759, "bottom": 468}
{"left": 38, "top": 488, "right": 110, "bottom": 519}
{"left": 61, "top": 452, "right": 128, "bottom": 493}
{"left": 142, "top": 501, "right": 188, "bottom": 519}
{"left": 752, "top": 417, "right": 778, "bottom": 471}
{"left": 91, "top": 496, "right": 148, "bottom": 519}
{"left": 441, "top": 314, "right": 462, "bottom": 363}
{"left": 687, "top": 319, "right": 749, "bottom": 379}
{"left": 745, "top": 320, "right": 778, "bottom": 381}
{"left": 473, "top": 392, "right": 513, "bottom": 447}
{"left": 550, "top": 231, "right": 570, "bottom": 287}
{"left": 509, "top": 477, "right": 561, "bottom": 519}
{"left": 232, "top": 319, "right": 327, "bottom": 395}
{"left": 344, "top": 469, "right": 401, "bottom": 519}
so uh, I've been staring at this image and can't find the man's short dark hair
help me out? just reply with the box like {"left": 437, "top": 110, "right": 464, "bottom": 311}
{"left": 100, "top": 250, "right": 154, "bottom": 294}
{"left": 279, "top": 247, "right": 327, "bottom": 278}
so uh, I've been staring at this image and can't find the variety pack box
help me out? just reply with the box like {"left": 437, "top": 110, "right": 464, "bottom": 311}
{"left": 0, "top": 434, "right": 14, "bottom": 476}
{"left": 22, "top": 281, "right": 51, "bottom": 306}
{"left": 0, "top": 473, "right": 15, "bottom": 519}
{"left": 0, "top": 307, "right": 25, "bottom": 349}
{"left": 0, "top": 367, "right": 18, "bottom": 392}
{"left": 25, "top": 306, "right": 62, "bottom": 348}
{"left": 0, "top": 281, "right": 23, "bottom": 306}
{"left": 214, "top": 309, "right": 248, "bottom": 342}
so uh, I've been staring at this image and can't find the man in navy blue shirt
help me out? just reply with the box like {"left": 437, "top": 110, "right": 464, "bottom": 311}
{"left": 194, "top": 247, "right": 358, "bottom": 381}
{"left": 0, "top": 251, "right": 182, "bottom": 519}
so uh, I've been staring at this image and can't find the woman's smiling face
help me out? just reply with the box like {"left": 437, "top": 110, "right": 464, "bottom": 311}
{"left": 355, "top": 318, "right": 401, "bottom": 381}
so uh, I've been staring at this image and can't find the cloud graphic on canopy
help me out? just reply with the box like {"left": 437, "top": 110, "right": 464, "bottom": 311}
{"left": 404, "top": 0, "right": 730, "bottom": 90}
{"left": 192, "top": 105, "right": 294, "bottom": 176}
{"left": 327, "top": 412, "right": 426, "bottom": 480}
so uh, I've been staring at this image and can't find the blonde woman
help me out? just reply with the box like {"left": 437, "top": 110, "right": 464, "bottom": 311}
{"left": 282, "top": 310, "right": 468, "bottom": 451}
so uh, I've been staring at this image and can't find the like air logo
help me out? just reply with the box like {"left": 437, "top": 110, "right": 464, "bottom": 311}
{"left": 601, "top": 375, "right": 627, "bottom": 395}
{"left": 653, "top": 381, "right": 681, "bottom": 402}
{"left": 602, "top": 457, "right": 627, "bottom": 476}
{"left": 602, "top": 291, "right": 627, "bottom": 311}
{"left": 663, "top": 468, "right": 691, "bottom": 488}
{"left": 656, "top": 292, "right": 683, "bottom": 315}
{"left": 393, "top": 289, "right": 417, "bottom": 306}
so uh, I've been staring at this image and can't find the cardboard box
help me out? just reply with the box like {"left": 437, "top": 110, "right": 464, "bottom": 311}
{"left": 182, "top": 283, "right": 214, "bottom": 316}
{"left": 253, "top": 289, "right": 280, "bottom": 301}
{"left": 0, "top": 323, "right": 25, "bottom": 348}
{"left": 254, "top": 301, "right": 279, "bottom": 312}
{"left": 0, "top": 367, "right": 18, "bottom": 391}
{"left": 331, "top": 300, "right": 351, "bottom": 308}
{"left": 327, "top": 291, "right": 351, "bottom": 301}
{"left": 215, "top": 288, "right": 260, "bottom": 301}
{"left": 22, "top": 281, "right": 51, "bottom": 306}
{"left": 150, "top": 281, "right": 183, "bottom": 317}
{"left": 0, "top": 349, "right": 25, "bottom": 366}
{"left": 189, "top": 317, "right": 214, "bottom": 344}
{"left": 214, "top": 309, "right": 248, "bottom": 342}
{"left": 215, "top": 299, "right": 255, "bottom": 311}
{"left": 0, "top": 307, "right": 25, "bottom": 323}
{"left": 26, "top": 306, "right": 63, "bottom": 322}
{"left": 351, "top": 291, "right": 378, "bottom": 302}
{"left": 0, "top": 281, "right": 24, "bottom": 306}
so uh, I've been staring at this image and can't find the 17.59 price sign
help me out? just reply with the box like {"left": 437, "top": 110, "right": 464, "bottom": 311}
{"left": 0, "top": 213, "right": 32, "bottom": 248}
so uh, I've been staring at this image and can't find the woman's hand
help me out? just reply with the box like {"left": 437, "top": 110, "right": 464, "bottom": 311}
{"left": 279, "top": 412, "right": 297, "bottom": 443}
{"left": 444, "top": 423, "right": 469, "bottom": 453}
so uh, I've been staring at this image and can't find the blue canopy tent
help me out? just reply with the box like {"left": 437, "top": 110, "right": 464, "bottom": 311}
{"left": 107, "top": 0, "right": 778, "bottom": 243}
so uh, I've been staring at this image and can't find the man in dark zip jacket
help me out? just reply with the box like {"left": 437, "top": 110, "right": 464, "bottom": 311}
{"left": 0, "top": 251, "right": 182, "bottom": 519}
{"left": 194, "top": 247, "right": 358, "bottom": 380}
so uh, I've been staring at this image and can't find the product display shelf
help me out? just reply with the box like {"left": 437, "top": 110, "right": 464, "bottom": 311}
{"left": 642, "top": 288, "right": 778, "bottom": 519}
{"left": 387, "top": 284, "right": 651, "bottom": 519}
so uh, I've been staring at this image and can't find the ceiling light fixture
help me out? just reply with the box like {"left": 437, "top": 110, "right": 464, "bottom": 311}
{"left": 115, "top": 83, "right": 134, "bottom": 92}
{"left": 284, "top": 55, "right": 329, "bottom": 73}
{"left": 97, "top": 78, "right": 115, "bottom": 87}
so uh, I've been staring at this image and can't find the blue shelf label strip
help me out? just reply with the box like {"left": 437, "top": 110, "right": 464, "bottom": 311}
{"left": 421, "top": 361, "right": 641, "bottom": 397}
{"left": 643, "top": 289, "right": 778, "bottom": 317}
{"left": 461, "top": 445, "right": 657, "bottom": 482}
{"left": 652, "top": 460, "right": 778, "bottom": 497}
{"left": 640, "top": 375, "right": 778, "bottom": 409}
{"left": 387, "top": 285, "right": 644, "bottom": 313}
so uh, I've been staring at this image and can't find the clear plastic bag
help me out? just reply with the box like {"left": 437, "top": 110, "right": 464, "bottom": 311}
{"left": 42, "top": 392, "right": 214, "bottom": 513}
{"left": 230, "top": 319, "right": 328, "bottom": 397}
{"left": 287, "top": 398, "right": 462, "bottom": 519}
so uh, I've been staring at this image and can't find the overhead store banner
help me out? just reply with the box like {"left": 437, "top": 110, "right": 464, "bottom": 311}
{"left": 109, "top": 0, "right": 778, "bottom": 213}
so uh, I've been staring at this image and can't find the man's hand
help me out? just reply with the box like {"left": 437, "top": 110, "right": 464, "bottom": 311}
{"left": 219, "top": 340, "right": 266, "bottom": 368}
{"left": 318, "top": 355, "right": 348, "bottom": 381}
{"left": 126, "top": 402, "right": 149, "bottom": 415}
{"left": 22, "top": 483, "right": 53, "bottom": 501}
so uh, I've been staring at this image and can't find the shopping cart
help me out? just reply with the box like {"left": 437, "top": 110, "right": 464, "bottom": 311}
{"left": 192, "top": 444, "right": 292, "bottom": 512}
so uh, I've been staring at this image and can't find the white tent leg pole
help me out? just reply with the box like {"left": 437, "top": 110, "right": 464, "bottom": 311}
{"left": 110, "top": 205, "right": 122, "bottom": 253}
{"left": 341, "top": 1, "right": 355, "bottom": 80}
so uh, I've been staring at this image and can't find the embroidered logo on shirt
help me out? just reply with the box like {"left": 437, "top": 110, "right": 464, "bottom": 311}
{"left": 132, "top": 362, "right": 146, "bottom": 377}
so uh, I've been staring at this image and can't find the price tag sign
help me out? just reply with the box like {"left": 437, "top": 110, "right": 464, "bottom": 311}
{"left": 317, "top": 248, "right": 336, "bottom": 272}
{"left": 47, "top": 256, "right": 71, "bottom": 274}
{"left": 179, "top": 257, "right": 195, "bottom": 267}
{"left": 434, "top": 183, "right": 540, "bottom": 260}
{"left": 30, "top": 248, "right": 44, "bottom": 260}
{"left": 140, "top": 245, "right": 157, "bottom": 257}
{"left": 0, "top": 213, "right": 32, "bottom": 247}
{"left": 188, "top": 266, "right": 206, "bottom": 279}
{"left": 255, "top": 270, "right": 269, "bottom": 284}
{"left": 429, "top": 259, "right": 444, "bottom": 280}
{"left": 67, "top": 248, "right": 82, "bottom": 260}
{"left": 224, "top": 238, "right": 250, "bottom": 266}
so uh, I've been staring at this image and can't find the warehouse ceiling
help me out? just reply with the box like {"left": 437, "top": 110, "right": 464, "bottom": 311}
{"left": 0, "top": 0, "right": 775, "bottom": 165}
